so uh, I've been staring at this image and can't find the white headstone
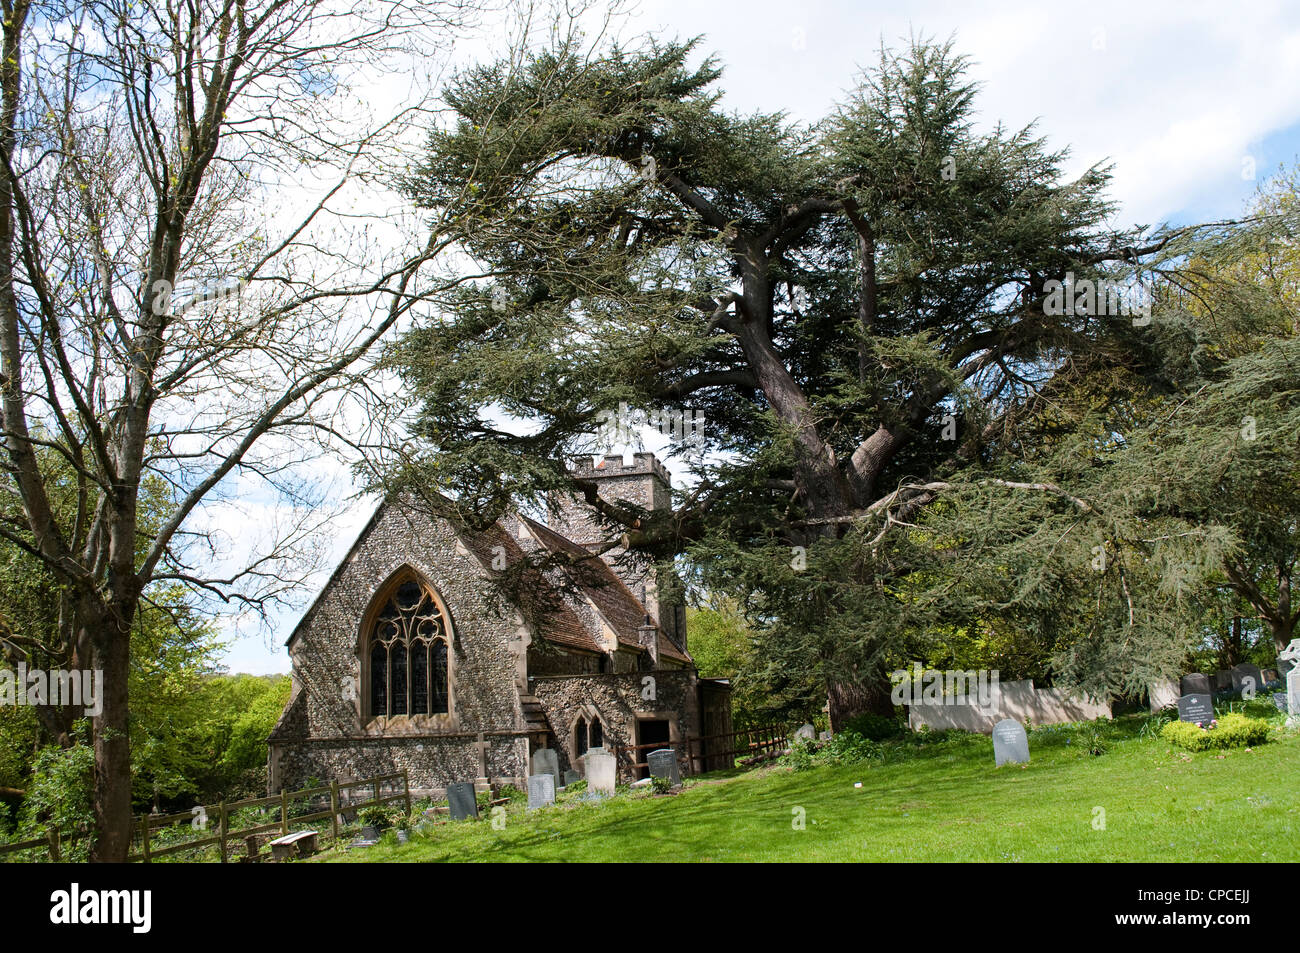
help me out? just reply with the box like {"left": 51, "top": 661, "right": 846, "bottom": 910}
{"left": 795, "top": 723, "right": 816, "bottom": 741}
{"left": 1147, "top": 679, "right": 1179, "bottom": 713}
{"left": 1288, "top": 669, "right": 1300, "bottom": 724}
{"left": 585, "top": 748, "right": 617, "bottom": 795}
{"left": 1278, "top": 639, "right": 1300, "bottom": 679}
{"left": 527, "top": 773, "right": 555, "bottom": 810}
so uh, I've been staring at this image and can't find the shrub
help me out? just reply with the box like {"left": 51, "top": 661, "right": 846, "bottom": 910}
{"left": 358, "top": 805, "right": 398, "bottom": 831}
{"left": 649, "top": 776, "right": 672, "bottom": 794}
{"left": 1160, "top": 713, "right": 1271, "bottom": 752}
{"left": 841, "top": 713, "right": 906, "bottom": 741}
{"left": 783, "top": 736, "right": 817, "bottom": 772}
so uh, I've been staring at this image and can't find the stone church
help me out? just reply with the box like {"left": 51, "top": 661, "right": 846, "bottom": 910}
{"left": 268, "top": 452, "right": 732, "bottom": 796}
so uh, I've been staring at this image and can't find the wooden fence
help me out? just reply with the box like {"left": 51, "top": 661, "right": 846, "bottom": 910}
{"left": 613, "top": 725, "right": 789, "bottom": 779}
{"left": 0, "top": 770, "right": 410, "bottom": 864}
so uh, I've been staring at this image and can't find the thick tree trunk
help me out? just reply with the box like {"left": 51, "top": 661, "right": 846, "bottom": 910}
{"left": 1271, "top": 616, "right": 1295, "bottom": 656}
{"left": 827, "top": 673, "right": 895, "bottom": 730}
{"left": 90, "top": 620, "right": 133, "bottom": 862}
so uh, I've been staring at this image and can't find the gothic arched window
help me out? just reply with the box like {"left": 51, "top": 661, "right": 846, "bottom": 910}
{"left": 366, "top": 576, "right": 450, "bottom": 719}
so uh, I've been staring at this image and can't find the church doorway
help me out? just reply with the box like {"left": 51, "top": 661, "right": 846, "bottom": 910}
{"left": 635, "top": 718, "right": 670, "bottom": 779}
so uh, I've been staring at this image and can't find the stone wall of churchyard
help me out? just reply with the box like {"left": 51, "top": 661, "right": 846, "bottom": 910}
{"left": 274, "top": 735, "right": 528, "bottom": 797}
{"left": 531, "top": 669, "right": 701, "bottom": 779}
{"left": 270, "top": 496, "right": 528, "bottom": 792}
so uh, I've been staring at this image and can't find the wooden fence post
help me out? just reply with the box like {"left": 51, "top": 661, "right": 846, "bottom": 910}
{"left": 140, "top": 815, "right": 151, "bottom": 863}
{"left": 46, "top": 825, "right": 60, "bottom": 862}
{"left": 402, "top": 770, "right": 411, "bottom": 817}
{"left": 218, "top": 801, "right": 227, "bottom": 864}
{"left": 280, "top": 788, "right": 289, "bottom": 835}
{"left": 330, "top": 780, "right": 340, "bottom": 843}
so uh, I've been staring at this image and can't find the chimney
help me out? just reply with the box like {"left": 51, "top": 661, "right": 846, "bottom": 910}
{"left": 637, "top": 614, "right": 659, "bottom": 666}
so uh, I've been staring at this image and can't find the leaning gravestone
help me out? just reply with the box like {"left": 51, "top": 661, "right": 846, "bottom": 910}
{"left": 1272, "top": 692, "right": 1288, "bottom": 713}
{"left": 447, "top": 782, "right": 478, "bottom": 821}
{"left": 992, "top": 719, "right": 1030, "bottom": 766}
{"left": 1230, "top": 663, "right": 1264, "bottom": 696}
{"left": 527, "top": 773, "right": 555, "bottom": 810}
{"left": 586, "top": 748, "right": 617, "bottom": 796}
{"left": 563, "top": 769, "right": 580, "bottom": 788}
{"left": 794, "top": 723, "right": 816, "bottom": 741}
{"left": 646, "top": 749, "right": 681, "bottom": 787}
{"left": 1180, "top": 673, "right": 1213, "bottom": 697}
{"left": 531, "top": 747, "right": 560, "bottom": 784}
{"left": 1177, "top": 693, "right": 1215, "bottom": 726}
{"left": 1148, "top": 679, "right": 1179, "bottom": 713}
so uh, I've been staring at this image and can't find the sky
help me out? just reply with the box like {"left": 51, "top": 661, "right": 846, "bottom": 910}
{"left": 218, "top": 0, "right": 1300, "bottom": 675}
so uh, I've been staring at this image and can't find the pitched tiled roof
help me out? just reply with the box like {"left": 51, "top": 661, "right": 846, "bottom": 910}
{"left": 521, "top": 517, "right": 692, "bottom": 665}
{"left": 456, "top": 520, "right": 605, "bottom": 655}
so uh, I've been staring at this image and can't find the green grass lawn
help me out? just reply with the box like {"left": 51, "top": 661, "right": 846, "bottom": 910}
{"left": 321, "top": 713, "right": 1300, "bottom": 863}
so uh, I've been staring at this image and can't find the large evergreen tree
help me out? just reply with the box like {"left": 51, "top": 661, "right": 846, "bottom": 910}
{"left": 394, "top": 36, "right": 1232, "bottom": 723}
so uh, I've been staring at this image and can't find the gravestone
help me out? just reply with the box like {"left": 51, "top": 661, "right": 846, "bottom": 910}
{"left": 1272, "top": 692, "right": 1288, "bottom": 713}
{"left": 1289, "top": 669, "right": 1300, "bottom": 723}
{"left": 1180, "top": 673, "right": 1212, "bottom": 697}
{"left": 563, "top": 769, "right": 580, "bottom": 788}
{"left": 530, "top": 747, "right": 559, "bottom": 783}
{"left": 992, "top": 719, "right": 1029, "bottom": 766}
{"left": 1278, "top": 639, "right": 1300, "bottom": 679}
{"left": 1177, "top": 694, "right": 1215, "bottom": 726}
{"left": 1263, "top": 669, "right": 1278, "bottom": 685}
{"left": 447, "top": 782, "right": 478, "bottom": 821}
{"left": 794, "top": 723, "right": 816, "bottom": 741}
{"left": 1230, "top": 663, "right": 1264, "bottom": 696}
{"left": 818, "top": 730, "right": 833, "bottom": 741}
{"left": 527, "top": 773, "right": 555, "bottom": 810}
{"left": 646, "top": 749, "right": 681, "bottom": 786}
{"left": 1213, "top": 670, "right": 1232, "bottom": 691}
{"left": 1147, "top": 679, "right": 1179, "bottom": 713}
{"left": 586, "top": 748, "right": 616, "bottom": 795}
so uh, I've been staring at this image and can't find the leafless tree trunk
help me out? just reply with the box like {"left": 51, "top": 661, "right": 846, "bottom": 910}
{"left": 0, "top": 0, "right": 543, "bottom": 859}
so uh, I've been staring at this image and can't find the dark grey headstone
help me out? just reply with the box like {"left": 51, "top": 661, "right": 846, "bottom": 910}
{"left": 1272, "top": 692, "right": 1288, "bottom": 712}
{"left": 992, "top": 719, "right": 1029, "bottom": 766}
{"left": 527, "top": 773, "right": 555, "bottom": 810}
{"left": 563, "top": 769, "right": 580, "bottom": 787}
{"left": 1180, "top": 673, "right": 1212, "bottom": 697}
{"left": 1177, "top": 694, "right": 1215, "bottom": 725}
{"left": 1230, "top": 663, "right": 1264, "bottom": 695}
{"left": 646, "top": 748, "right": 680, "bottom": 786}
{"left": 447, "top": 782, "right": 478, "bottom": 821}
{"left": 1213, "top": 670, "right": 1232, "bottom": 691}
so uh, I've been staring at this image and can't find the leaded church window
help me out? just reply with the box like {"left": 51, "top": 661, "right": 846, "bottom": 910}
{"left": 367, "top": 577, "right": 450, "bottom": 719}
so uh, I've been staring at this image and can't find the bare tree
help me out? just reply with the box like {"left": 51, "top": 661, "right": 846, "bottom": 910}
{"left": 0, "top": 0, "right": 513, "bottom": 860}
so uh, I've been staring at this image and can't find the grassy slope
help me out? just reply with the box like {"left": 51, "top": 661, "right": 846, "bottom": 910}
{"left": 323, "top": 716, "right": 1300, "bottom": 863}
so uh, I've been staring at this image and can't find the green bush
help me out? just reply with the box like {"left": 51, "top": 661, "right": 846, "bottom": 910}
{"left": 841, "top": 713, "right": 906, "bottom": 741}
{"left": 1160, "top": 713, "right": 1271, "bottom": 752}
{"left": 649, "top": 776, "right": 672, "bottom": 794}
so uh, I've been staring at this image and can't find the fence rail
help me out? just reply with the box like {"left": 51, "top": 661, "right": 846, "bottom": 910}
{"left": 0, "top": 770, "right": 411, "bottom": 864}
{"left": 611, "top": 725, "right": 789, "bottom": 778}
